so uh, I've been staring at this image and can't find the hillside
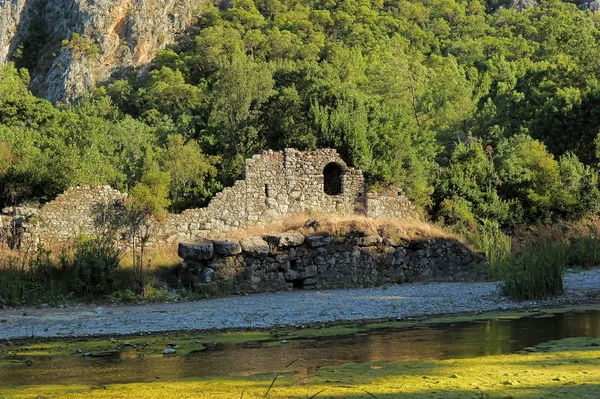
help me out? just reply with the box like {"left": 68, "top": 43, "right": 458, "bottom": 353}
{"left": 1, "top": 0, "right": 600, "bottom": 229}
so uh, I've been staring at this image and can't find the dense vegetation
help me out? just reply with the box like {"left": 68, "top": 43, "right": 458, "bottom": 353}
{"left": 2, "top": 0, "right": 600, "bottom": 228}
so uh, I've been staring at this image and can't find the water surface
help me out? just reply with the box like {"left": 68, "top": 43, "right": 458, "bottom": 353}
{"left": 2, "top": 310, "right": 599, "bottom": 388}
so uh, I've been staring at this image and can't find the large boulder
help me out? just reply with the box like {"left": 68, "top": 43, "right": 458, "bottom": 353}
{"left": 212, "top": 239, "right": 242, "bottom": 256}
{"left": 263, "top": 232, "right": 305, "bottom": 249}
{"left": 241, "top": 236, "right": 270, "bottom": 258}
{"left": 178, "top": 241, "right": 214, "bottom": 261}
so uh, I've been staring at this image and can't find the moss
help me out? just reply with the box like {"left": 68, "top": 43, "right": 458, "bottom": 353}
{"left": 2, "top": 338, "right": 600, "bottom": 399}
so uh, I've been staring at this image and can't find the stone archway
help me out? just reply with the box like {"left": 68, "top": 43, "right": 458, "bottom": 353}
{"left": 323, "top": 162, "right": 344, "bottom": 195}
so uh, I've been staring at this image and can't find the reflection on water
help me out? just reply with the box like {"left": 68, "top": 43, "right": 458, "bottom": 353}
{"left": 2, "top": 310, "right": 599, "bottom": 388}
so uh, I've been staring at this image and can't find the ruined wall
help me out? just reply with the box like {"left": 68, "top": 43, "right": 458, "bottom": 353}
{"left": 20, "top": 149, "right": 418, "bottom": 246}
{"left": 158, "top": 148, "right": 369, "bottom": 242}
{"left": 177, "top": 232, "right": 487, "bottom": 294}
{"left": 22, "top": 185, "right": 127, "bottom": 246}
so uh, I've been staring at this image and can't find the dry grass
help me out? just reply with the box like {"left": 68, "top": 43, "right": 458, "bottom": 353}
{"left": 511, "top": 213, "right": 600, "bottom": 256}
{"left": 225, "top": 212, "right": 457, "bottom": 242}
{"left": 1, "top": 214, "right": 456, "bottom": 272}
{"left": 119, "top": 243, "right": 180, "bottom": 270}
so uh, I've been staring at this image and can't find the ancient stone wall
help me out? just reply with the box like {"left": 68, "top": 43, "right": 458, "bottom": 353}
{"left": 22, "top": 185, "right": 127, "bottom": 246}
{"left": 18, "top": 149, "right": 418, "bottom": 246}
{"left": 177, "top": 232, "right": 487, "bottom": 294}
{"left": 158, "top": 148, "right": 372, "bottom": 242}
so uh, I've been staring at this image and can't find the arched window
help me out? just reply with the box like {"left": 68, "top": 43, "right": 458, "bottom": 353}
{"left": 323, "top": 162, "right": 344, "bottom": 195}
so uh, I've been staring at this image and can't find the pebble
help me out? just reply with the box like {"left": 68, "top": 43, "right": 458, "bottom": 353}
{"left": 1, "top": 269, "right": 599, "bottom": 340}
{"left": 162, "top": 348, "right": 176, "bottom": 355}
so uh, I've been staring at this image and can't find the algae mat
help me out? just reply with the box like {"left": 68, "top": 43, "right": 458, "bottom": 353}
{"left": 2, "top": 337, "right": 600, "bottom": 398}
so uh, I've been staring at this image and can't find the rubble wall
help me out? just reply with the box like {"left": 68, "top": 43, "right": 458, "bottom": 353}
{"left": 18, "top": 148, "right": 418, "bottom": 246}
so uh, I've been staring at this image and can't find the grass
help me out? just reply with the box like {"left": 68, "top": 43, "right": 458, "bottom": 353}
{"left": 469, "top": 219, "right": 511, "bottom": 278}
{"left": 222, "top": 212, "right": 458, "bottom": 242}
{"left": 499, "top": 237, "right": 567, "bottom": 300}
{"left": 2, "top": 337, "right": 599, "bottom": 398}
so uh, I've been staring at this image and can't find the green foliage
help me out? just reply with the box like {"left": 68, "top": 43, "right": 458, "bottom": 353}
{"left": 70, "top": 234, "right": 123, "bottom": 296}
{"left": 496, "top": 134, "right": 562, "bottom": 220}
{"left": 160, "top": 134, "right": 221, "bottom": 210}
{"left": 500, "top": 238, "right": 567, "bottom": 300}
{"left": 3, "top": 0, "right": 600, "bottom": 227}
{"left": 130, "top": 153, "right": 171, "bottom": 217}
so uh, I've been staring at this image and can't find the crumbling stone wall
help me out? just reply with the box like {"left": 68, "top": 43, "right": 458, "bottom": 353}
{"left": 177, "top": 232, "right": 487, "bottom": 294}
{"left": 158, "top": 148, "right": 392, "bottom": 242}
{"left": 22, "top": 186, "right": 127, "bottom": 247}
{"left": 18, "top": 148, "right": 419, "bottom": 245}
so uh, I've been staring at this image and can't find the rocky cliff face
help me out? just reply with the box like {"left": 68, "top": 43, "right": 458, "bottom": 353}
{"left": 0, "top": 0, "right": 217, "bottom": 103}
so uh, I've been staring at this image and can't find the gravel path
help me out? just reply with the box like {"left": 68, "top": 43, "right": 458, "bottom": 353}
{"left": 1, "top": 270, "right": 599, "bottom": 340}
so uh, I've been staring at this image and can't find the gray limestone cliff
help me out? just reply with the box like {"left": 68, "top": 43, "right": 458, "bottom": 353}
{"left": 0, "top": 0, "right": 217, "bottom": 103}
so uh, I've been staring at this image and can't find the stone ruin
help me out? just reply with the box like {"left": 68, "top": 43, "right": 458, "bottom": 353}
{"left": 8, "top": 148, "right": 418, "bottom": 247}
{"left": 176, "top": 231, "right": 487, "bottom": 293}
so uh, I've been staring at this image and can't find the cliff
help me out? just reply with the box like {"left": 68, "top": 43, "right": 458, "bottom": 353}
{"left": 0, "top": 0, "right": 219, "bottom": 103}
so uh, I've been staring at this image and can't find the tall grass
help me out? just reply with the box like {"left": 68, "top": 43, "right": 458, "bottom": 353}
{"left": 568, "top": 226, "right": 600, "bottom": 269}
{"left": 470, "top": 219, "right": 512, "bottom": 278}
{"left": 500, "top": 237, "right": 567, "bottom": 300}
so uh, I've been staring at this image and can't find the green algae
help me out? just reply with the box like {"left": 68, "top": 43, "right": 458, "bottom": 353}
{"left": 2, "top": 337, "right": 600, "bottom": 399}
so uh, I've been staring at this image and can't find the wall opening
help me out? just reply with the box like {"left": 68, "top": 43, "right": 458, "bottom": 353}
{"left": 265, "top": 184, "right": 270, "bottom": 198}
{"left": 323, "top": 162, "right": 344, "bottom": 195}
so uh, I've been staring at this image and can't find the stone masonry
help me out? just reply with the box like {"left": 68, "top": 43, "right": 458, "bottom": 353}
{"left": 16, "top": 148, "right": 418, "bottom": 246}
{"left": 177, "top": 231, "right": 487, "bottom": 294}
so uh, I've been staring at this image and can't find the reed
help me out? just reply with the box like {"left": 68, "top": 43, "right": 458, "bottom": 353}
{"left": 500, "top": 237, "right": 567, "bottom": 300}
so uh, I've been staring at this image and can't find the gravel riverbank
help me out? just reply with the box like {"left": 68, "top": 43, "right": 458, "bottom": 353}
{"left": 1, "top": 269, "right": 599, "bottom": 340}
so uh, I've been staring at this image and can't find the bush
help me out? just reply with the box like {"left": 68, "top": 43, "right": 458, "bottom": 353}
{"left": 71, "top": 234, "right": 123, "bottom": 296}
{"left": 500, "top": 238, "right": 567, "bottom": 300}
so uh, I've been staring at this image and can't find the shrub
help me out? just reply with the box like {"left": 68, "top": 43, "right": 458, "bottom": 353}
{"left": 71, "top": 234, "right": 123, "bottom": 296}
{"left": 500, "top": 238, "right": 567, "bottom": 300}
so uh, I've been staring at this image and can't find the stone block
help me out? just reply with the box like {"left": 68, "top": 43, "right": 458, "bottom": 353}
{"left": 178, "top": 241, "right": 214, "bottom": 261}
{"left": 212, "top": 239, "right": 242, "bottom": 256}
{"left": 355, "top": 235, "right": 383, "bottom": 247}
{"left": 284, "top": 269, "right": 300, "bottom": 281}
{"left": 301, "top": 265, "right": 318, "bottom": 278}
{"left": 240, "top": 236, "right": 270, "bottom": 258}
{"left": 263, "top": 232, "right": 305, "bottom": 248}
{"left": 306, "top": 235, "right": 332, "bottom": 248}
{"left": 201, "top": 267, "right": 214, "bottom": 283}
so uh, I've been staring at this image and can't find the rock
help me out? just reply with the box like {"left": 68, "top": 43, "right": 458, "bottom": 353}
{"left": 303, "top": 218, "right": 320, "bottom": 230}
{"left": 212, "top": 239, "right": 242, "bottom": 256}
{"left": 284, "top": 270, "right": 300, "bottom": 281}
{"left": 264, "top": 232, "right": 305, "bottom": 249}
{"left": 1, "top": 0, "right": 212, "bottom": 103}
{"left": 241, "top": 236, "right": 270, "bottom": 258}
{"left": 178, "top": 241, "right": 214, "bottom": 261}
{"left": 201, "top": 267, "right": 214, "bottom": 283}
{"left": 1, "top": 206, "right": 38, "bottom": 217}
{"left": 94, "top": 307, "right": 104, "bottom": 314}
{"left": 162, "top": 348, "right": 176, "bottom": 355}
{"left": 355, "top": 235, "right": 383, "bottom": 247}
{"left": 306, "top": 235, "right": 332, "bottom": 248}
